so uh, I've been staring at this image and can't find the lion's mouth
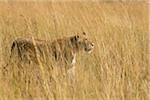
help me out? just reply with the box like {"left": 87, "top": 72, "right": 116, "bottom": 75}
{"left": 85, "top": 48, "right": 94, "bottom": 53}
{"left": 88, "top": 49, "right": 93, "bottom": 53}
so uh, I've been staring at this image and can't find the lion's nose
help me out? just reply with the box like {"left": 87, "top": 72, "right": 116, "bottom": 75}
{"left": 91, "top": 43, "right": 94, "bottom": 47}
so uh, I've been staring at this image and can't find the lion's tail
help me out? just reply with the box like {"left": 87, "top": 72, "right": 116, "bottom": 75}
{"left": 2, "top": 40, "right": 18, "bottom": 76}
{"left": 4, "top": 40, "right": 18, "bottom": 66}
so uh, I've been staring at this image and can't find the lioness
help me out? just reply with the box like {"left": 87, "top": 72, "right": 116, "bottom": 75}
{"left": 9, "top": 32, "right": 94, "bottom": 70}
{"left": 3, "top": 32, "right": 94, "bottom": 85}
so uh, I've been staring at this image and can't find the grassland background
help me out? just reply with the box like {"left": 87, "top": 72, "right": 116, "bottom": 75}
{"left": 0, "top": 1, "right": 149, "bottom": 100}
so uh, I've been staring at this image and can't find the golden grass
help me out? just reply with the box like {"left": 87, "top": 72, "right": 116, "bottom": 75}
{"left": 0, "top": 1, "right": 149, "bottom": 100}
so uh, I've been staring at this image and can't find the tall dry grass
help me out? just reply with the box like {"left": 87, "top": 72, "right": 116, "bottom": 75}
{"left": 0, "top": 1, "right": 149, "bottom": 100}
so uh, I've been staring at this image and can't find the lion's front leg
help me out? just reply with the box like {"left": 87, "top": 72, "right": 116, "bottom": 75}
{"left": 67, "top": 66, "right": 76, "bottom": 87}
{"left": 63, "top": 51, "right": 76, "bottom": 85}
{"left": 67, "top": 66, "right": 75, "bottom": 80}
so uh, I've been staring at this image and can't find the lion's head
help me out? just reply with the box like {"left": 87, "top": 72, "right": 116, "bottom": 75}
{"left": 70, "top": 32, "right": 94, "bottom": 53}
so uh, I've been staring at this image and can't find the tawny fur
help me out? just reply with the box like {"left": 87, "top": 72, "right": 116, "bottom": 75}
{"left": 10, "top": 32, "right": 94, "bottom": 70}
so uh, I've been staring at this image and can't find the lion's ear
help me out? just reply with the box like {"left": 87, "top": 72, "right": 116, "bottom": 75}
{"left": 83, "top": 32, "right": 86, "bottom": 35}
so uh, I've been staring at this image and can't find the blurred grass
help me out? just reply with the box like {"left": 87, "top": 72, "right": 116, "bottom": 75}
{"left": 0, "top": 1, "right": 149, "bottom": 100}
